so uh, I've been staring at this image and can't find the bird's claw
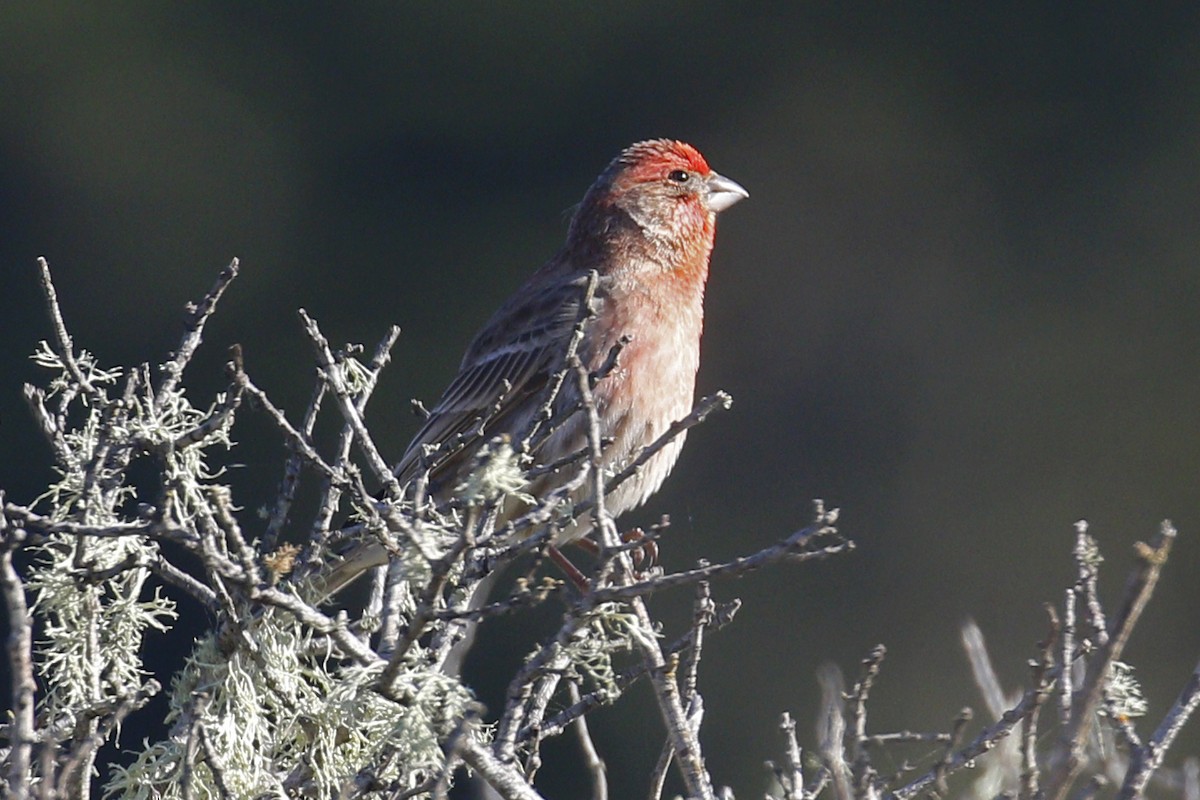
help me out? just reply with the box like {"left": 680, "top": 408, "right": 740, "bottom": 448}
{"left": 622, "top": 527, "right": 659, "bottom": 576}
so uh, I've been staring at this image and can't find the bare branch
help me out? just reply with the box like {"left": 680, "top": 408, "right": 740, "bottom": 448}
{"left": 588, "top": 521, "right": 849, "bottom": 603}
{"left": 1119, "top": 659, "right": 1200, "bottom": 799}
{"left": 567, "top": 682, "right": 608, "bottom": 800}
{"left": 849, "top": 645, "right": 886, "bottom": 795}
{"left": 36, "top": 257, "right": 93, "bottom": 394}
{"left": 459, "top": 738, "right": 548, "bottom": 800}
{"left": 601, "top": 391, "right": 732, "bottom": 502}
{"left": 1046, "top": 520, "right": 1177, "bottom": 800}
{"left": 237, "top": 370, "right": 345, "bottom": 485}
{"left": 1021, "top": 605, "right": 1060, "bottom": 800}
{"left": 157, "top": 258, "right": 239, "bottom": 401}
{"left": 0, "top": 524, "right": 35, "bottom": 800}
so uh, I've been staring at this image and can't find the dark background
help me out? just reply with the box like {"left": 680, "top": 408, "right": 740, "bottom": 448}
{"left": 2, "top": 4, "right": 1199, "bottom": 797}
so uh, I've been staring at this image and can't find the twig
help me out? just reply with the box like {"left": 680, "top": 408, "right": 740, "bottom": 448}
{"left": 157, "top": 258, "right": 239, "bottom": 402}
{"left": 774, "top": 712, "right": 806, "bottom": 800}
{"left": 180, "top": 699, "right": 202, "bottom": 800}
{"left": 1073, "top": 522, "right": 1108, "bottom": 647}
{"left": 649, "top": 585, "right": 715, "bottom": 800}
{"left": 237, "top": 371, "right": 345, "bottom": 484}
{"left": 430, "top": 576, "right": 563, "bottom": 623}
{"left": 1, "top": 503, "right": 193, "bottom": 546}
{"left": 21, "top": 383, "right": 67, "bottom": 460}
{"left": 598, "top": 391, "right": 732, "bottom": 504}
{"left": 433, "top": 708, "right": 484, "bottom": 800}
{"left": 248, "top": 585, "right": 381, "bottom": 667}
{"left": 517, "top": 270, "right": 599, "bottom": 455}
{"left": 962, "top": 619, "right": 1009, "bottom": 719}
{"left": 1061, "top": 586, "right": 1076, "bottom": 725}
{"left": 648, "top": 743, "right": 673, "bottom": 800}
{"left": 816, "top": 664, "right": 850, "bottom": 800}
{"left": 850, "top": 644, "right": 887, "bottom": 795}
{"left": 264, "top": 378, "right": 325, "bottom": 553}
{"left": 299, "top": 309, "right": 402, "bottom": 497}
{"left": 568, "top": 682, "right": 608, "bottom": 800}
{"left": 863, "top": 731, "right": 951, "bottom": 746}
{"left": 309, "top": 324, "right": 402, "bottom": 557}
{"left": 933, "top": 707, "right": 974, "bottom": 794}
{"left": 196, "top": 717, "right": 235, "bottom": 799}
{"left": 459, "top": 738, "right": 548, "bottom": 800}
{"left": 588, "top": 523, "right": 849, "bottom": 603}
{"left": 571, "top": 357, "right": 715, "bottom": 800}
{"left": 0, "top": 522, "right": 35, "bottom": 800}
{"left": 892, "top": 681, "right": 1042, "bottom": 799}
{"left": 377, "top": 529, "right": 474, "bottom": 692}
{"left": 533, "top": 599, "right": 740, "bottom": 741}
{"left": 58, "top": 682, "right": 161, "bottom": 792}
{"left": 1045, "top": 520, "right": 1176, "bottom": 800}
{"left": 172, "top": 369, "right": 243, "bottom": 449}
{"left": 1021, "top": 605, "right": 1060, "bottom": 800}
{"left": 144, "top": 555, "right": 218, "bottom": 613}
{"left": 1118, "top": 658, "right": 1200, "bottom": 799}
{"left": 36, "top": 257, "right": 93, "bottom": 394}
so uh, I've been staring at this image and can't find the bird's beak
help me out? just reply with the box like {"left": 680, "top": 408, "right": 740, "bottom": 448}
{"left": 704, "top": 171, "right": 749, "bottom": 212}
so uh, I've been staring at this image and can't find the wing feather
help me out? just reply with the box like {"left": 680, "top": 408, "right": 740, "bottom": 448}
{"left": 392, "top": 271, "right": 600, "bottom": 487}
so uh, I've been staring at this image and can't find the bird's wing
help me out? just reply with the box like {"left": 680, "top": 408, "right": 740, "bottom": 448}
{"left": 392, "top": 271, "right": 598, "bottom": 487}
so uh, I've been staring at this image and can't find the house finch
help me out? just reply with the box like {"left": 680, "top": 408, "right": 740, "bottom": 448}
{"left": 322, "top": 139, "right": 746, "bottom": 594}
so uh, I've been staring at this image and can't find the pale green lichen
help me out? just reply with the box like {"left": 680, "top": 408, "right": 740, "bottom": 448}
{"left": 107, "top": 609, "right": 476, "bottom": 799}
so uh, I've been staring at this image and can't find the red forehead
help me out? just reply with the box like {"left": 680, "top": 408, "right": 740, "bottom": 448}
{"left": 614, "top": 139, "right": 712, "bottom": 182}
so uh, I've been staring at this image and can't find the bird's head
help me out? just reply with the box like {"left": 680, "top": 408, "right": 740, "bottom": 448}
{"left": 569, "top": 140, "right": 748, "bottom": 265}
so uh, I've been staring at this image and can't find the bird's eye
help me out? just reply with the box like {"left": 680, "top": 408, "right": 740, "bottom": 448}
{"left": 668, "top": 169, "right": 690, "bottom": 183}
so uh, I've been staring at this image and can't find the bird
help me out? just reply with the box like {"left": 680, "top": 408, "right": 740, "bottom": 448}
{"left": 320, "top": 139, "right": 747, "bottom": 596}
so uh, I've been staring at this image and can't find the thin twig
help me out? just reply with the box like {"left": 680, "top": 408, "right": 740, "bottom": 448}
{"left": 196, "top": 718, "right": 236, "bottom": 799}
{"left": 533, "top": 599, "right": 740, "bottom": 741}
{"left": 146, "top": 554, "right": 220, "bottom": 612}
{"left": 36, "top": 257, "right": 93, "bottom": 393}
{"left": 248, "top": 585, "right": 381, "bottom": 667}
{"left": 309, "top": 325, "right": 402, "bottom": 558}
{"left": 1118, "top": 658, "right": 1200, "bottom": 799}
{"left": 596, "top": 391, "right": 732, "bottom": 507}
{"left": 962, "top": 619, "right": 1010, "bottom": 720}
{"left": 1061, "top": 586, "right": 1076, "bottom": 725}
{"left": 892, "top": 680, "right": 1044, "bottom": 799}
{"left": 0, "top": 523, "right": 35, "bottom": 800}
{"left": 3, "top": 503, "right": 203, "bottom": 553}
{"left": 863, "top": 731, "right": 952, "bottom": 746}
{"left": 57, "top": 682, "right": 161, "bottom": 792}
{"left": 571, "top": 357, "right": 715, "bottom": 800}
{"left": 171, "top": 371, "right": 243, "bottom": 449}
{"left": 157, "top": 258, "right": 240, "bottom": 401}
{"left": 649, "top": 585, "right": 715, "bottom": 800}
{"left": 568, "top": 682, "right": 608, "bottom": 800}
{"left": 933, "top": 707, "right": 974, "bottom": 795}
{"left": 1073, "top": 522, "right": 1108, "bottom": 647}
{"left": 265, "top": 378, "right": 325, "bottom": 553}
{"left": 237, "top": 372, "right": 345, "bottom": 484}
{"left": 588, "top": 523, "right": 849, "bottom": 603}
{"left": 517, "top": 270, "right": 600, "bottom": 455}
{"left": 459, "top": 738, "right": 547, "bottom": 800}
{"left": 1021, "top": 605, "right": 1060, "bottom": 800}
{"left": 21, "top": 383, "right": 67, "bottom": 460}
{"left": 777, "top": 712, "right": 806, "bottom": 800}
{"left": 299, "top": 309, "right": 403, "bottom": 498}
{"left": 850, "top": 644, "right": 887, "bottom": 795}
{"left": 1045, "top": 520, "right": 1176, "bottom": 800}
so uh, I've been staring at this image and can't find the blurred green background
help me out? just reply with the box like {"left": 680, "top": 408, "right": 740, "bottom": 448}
{"left": 2, "top": 3, "right": 1199, "bottom": 797}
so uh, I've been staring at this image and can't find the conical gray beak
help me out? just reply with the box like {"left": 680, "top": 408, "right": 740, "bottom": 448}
{"left": 704, "top": 171, "right": 749, "bottom": 212}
